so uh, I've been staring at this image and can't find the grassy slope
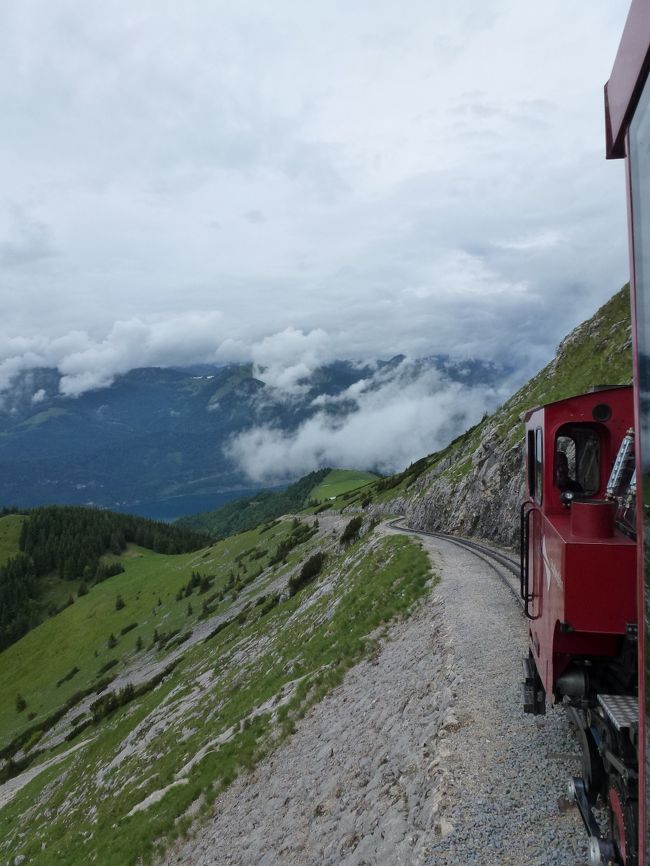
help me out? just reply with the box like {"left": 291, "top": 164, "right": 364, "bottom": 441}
{"left": 309, "top": 469, "right": 378, "bottom": 502}
{"left": 0, "top": 524, "right": 289, "bottom": 745}
{"left": 0, "top": 518, "right": 433, "bottom": 866}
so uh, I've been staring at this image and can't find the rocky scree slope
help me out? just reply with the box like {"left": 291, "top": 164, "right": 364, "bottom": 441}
{"left": 359, "top": 286, "right": 632, "bottom": 548}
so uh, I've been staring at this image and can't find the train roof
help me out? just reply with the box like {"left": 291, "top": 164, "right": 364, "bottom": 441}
{"left": 605, "top": 0, "right": 650, "bottom": 158}
{"left": 522, "top": 384, "right": 632, "bottom": 423}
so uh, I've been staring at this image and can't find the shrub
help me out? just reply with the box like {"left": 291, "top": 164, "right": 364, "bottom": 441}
{"left": 91, "top": 683, "right": 135, "bottom": 723}
{"left": 115, "top": 595, "right": 125, "bottom": 611}
{"left": 15, "top": 693, "right": 26, "bottom": 713}
{"left": 269, "top": 523, "right": 317, "bottom": 565}
{"left": 340, "top": 516, "right": 363, "bottom": 544}
{"left": 97, "top": 659, "right": 118, "bottom": 676}
{"left": 198, "top": 574, "right": 214, "bottom": 594}
{"left": 23, "top": 728, "right": 44, "bottom": 752}
{"left": 107, "top": 633, "right": 118, "bottom": 649}
{"left": 258, "top": 593, "right": 281, "bottom": 616}
{"left": 0, "top": 755, "right": 32, "bottom": 784}
{"left": 94, "top": 562, "right": 125, "bottom": 584}
{"left": 288, "top": 552, "right": 326, "bottom": 596}
{"left": 166, "top": 630, "right": 192, "bottom": 649}
{"left": 135, "top": 636, "right": 143, "bottom": 651}
{"left": 120, "top": 622, "right": 138, "bottom": 636}
{"left": 56, "top": 666, "right": 80, "bottom": 688}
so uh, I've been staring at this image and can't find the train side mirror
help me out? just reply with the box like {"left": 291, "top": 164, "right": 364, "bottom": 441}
{"left": 560, "top": 490, "right": 575, "bottom": 506}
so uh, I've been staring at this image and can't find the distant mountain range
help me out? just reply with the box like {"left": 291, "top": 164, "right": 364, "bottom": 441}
{"left": 0, "top": 355, "right": 511, "bottom": 520}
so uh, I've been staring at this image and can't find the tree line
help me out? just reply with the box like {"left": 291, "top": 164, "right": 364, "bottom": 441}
{"left": 0, "top": 506, "right": 211, "bottom": 652}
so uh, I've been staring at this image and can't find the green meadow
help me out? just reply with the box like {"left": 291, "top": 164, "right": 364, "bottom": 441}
{"left": 309, "top": 469, "right": 378, "bottom": 502}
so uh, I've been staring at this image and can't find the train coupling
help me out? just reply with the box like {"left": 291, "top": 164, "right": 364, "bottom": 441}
{"left": 566, "top": 778, "right": 618, "bottom": 865}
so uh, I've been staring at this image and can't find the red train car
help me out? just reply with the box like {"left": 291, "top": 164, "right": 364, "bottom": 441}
{"left": 521, "top": 387, "right": 638, "bottom": 864}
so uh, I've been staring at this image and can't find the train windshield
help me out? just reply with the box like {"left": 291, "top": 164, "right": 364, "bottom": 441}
{"left": 555, "top": 425, "right": 600, "bottom": 497}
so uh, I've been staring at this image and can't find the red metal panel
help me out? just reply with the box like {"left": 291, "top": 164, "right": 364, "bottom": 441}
{"left": 565, "top": 539, "right": 636, "bottom": 632}
{"left": 605, "top": 0, "right": 650, "bottom": 158}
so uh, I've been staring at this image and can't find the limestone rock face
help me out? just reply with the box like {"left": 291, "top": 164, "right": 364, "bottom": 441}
{"left": 401, "top": 427, "right": 524, "bottom": 549}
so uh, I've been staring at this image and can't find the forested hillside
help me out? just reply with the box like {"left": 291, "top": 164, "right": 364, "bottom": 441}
{"left": 177, "top": 469, "right": 332, "bottom": 538}
{"left": 0, "top": 507, "right": 210, "bottom": 651}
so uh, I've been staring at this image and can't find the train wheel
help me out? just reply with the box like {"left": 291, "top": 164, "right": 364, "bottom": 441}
{"left": 608, "top": 776, "right": 638, "bottom": 866}
{"left": 576, "top": 725, "right": 604, "bottom": 803}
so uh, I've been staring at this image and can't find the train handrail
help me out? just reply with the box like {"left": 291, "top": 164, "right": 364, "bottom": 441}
{"left": 519, "top": 502, "right": 537, "bottom": 620}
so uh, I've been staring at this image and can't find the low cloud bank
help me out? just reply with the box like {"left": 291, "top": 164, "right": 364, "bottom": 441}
{"left": 0, "top": 317, "right": 337, "bottom": 398}
{"left": 227, "top": 362, "right": 506, "bottom": 482}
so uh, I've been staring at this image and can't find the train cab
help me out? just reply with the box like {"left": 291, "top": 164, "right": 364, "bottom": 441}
{"left": 522, "top": 386, "right": 637, "bottom": 710}
{"left": 521, "top": 385, "right": 640, "bottom": 864}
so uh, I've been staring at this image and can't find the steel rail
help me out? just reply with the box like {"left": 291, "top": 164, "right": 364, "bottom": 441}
{"left": 387, "top": 518, "right": 524, "bottom": 611}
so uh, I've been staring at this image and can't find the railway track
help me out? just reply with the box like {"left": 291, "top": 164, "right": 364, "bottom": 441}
{"left": 388, "top": 518, "right": 524, "bottom": 611}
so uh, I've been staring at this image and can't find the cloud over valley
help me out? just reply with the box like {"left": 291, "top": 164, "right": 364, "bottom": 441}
{"left": 226, "top": 359, "right": 508, "bottom": 482}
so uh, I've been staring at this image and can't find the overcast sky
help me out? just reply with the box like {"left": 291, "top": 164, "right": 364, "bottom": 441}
{"left": 0, "top": 0, "right": 632, "bottom": 399}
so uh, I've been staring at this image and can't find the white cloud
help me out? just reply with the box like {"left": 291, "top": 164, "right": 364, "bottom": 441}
{"left": 0, "top": 1, "right": 632, "bottom": 399}
{"left": 251, "top": 327, "right": 330, "bottom": 393}
{"left": 227, "top": 361, "right": 506, "bottom": 481}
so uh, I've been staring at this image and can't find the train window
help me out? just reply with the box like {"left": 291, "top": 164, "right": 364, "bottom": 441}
{"left": 555, "top": 425, "right": 600, "bottom": 497}
{"left": 534, "top": 428, "right": 543, "bottom": 504}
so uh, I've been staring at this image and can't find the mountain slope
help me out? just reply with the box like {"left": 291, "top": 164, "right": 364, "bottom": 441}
{"left": 340, "top": 285, "right": 632, "bottom": 546}
{"left": 0, "top": 514, "right": 431, "bottom": 865}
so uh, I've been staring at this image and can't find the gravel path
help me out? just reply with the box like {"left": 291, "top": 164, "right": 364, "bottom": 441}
{"left": 160, "top": 528, "right": 591, "bottom": 866}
